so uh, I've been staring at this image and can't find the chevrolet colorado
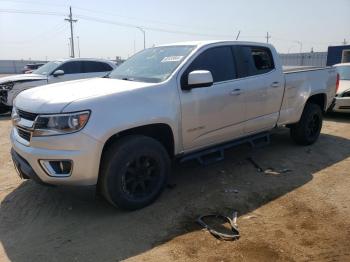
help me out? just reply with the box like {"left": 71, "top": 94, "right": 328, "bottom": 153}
{"left": 10, "top": 41, "right": 337, "bottom": 210}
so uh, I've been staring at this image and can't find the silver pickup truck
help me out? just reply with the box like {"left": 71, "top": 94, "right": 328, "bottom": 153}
{"left": 10, "top": 41, "right": 337, "bottom": 210}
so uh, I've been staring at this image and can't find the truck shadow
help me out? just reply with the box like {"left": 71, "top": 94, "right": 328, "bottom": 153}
{"left": 1, "top": 129, "right": 350, "bottom": 262}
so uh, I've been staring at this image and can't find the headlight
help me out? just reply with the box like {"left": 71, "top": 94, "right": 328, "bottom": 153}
{"left": 0, "top": 82, "right": 14, "bottom": 90}
{"left": 33, "top": 111, "right": 90, "bottom": 136}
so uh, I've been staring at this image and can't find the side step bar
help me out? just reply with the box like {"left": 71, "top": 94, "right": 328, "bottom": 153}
{"left": 180, "top": 132, "right": 270, "bottom": 166}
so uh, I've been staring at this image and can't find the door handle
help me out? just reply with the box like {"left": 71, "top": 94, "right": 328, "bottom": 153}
{"left": 271, "top": 82, "right": 280, "bottom": 88}
{"left": 230, "top": 89, "right": 242, "bottom": 96}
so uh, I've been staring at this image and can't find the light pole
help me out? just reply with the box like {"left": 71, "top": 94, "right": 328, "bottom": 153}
{"left": 295, "top": 41, "right": 303, "bottom": 54}
{"left": 287, "top": 45, "right": 296, "bottom": 54}
{"left": 77, "top": 36, "right": 81, "bottom": 57}
{"left": 137, "top": 27, "right": 146, "bottom": 49}
{"left": 294, "top": 41, "right": 303, "bottom": 66}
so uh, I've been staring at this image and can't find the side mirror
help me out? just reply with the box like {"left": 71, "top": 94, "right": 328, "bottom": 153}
{"left": 53, "top": 70, "right": 64, "bottom": 77}
{"left": 184, "top": 70, "right": 213, "bottom": 90}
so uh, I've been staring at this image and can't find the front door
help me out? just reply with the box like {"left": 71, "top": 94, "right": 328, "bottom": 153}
{"left": 179, "top": 46, "right": 246, "bottom": 151}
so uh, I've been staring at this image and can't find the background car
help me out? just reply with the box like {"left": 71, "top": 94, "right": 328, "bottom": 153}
{"left": 332, "top": 63, "right": 350, "bottom": 113}
{"left": 22, "top": 63, "right": 45, "bottom": 74}
{"left": 0, "top": 58, "right": 116, "bottom": 108}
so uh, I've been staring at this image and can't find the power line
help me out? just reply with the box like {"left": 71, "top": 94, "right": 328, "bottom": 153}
{"left": 0, "top": 8, "right": 65, "bottom": 16}
{"left": 1, "top": 22, "right": 68, "bottom": 45}
{"left": 75, "top": 14, "right": 233, "bottom": 38}
{"left": 0, "top": 8, "right": 236, "bottom": 38}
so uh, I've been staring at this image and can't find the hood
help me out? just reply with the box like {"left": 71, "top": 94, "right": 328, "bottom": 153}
{"left": 337, "top": 80, "right": 350, "bottom": 95}
{"left": 14, "top": 77, "right": 154, "bottom": 113}
{"left": 0, "top": 73, "right": 47, "bottom": 84}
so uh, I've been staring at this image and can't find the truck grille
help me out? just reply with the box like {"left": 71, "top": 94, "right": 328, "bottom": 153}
{"left": 17, "top": 128, "right": 31, "bottom": 142}
{"left": 17, "top": 109, "right": 38, "bottom": 121}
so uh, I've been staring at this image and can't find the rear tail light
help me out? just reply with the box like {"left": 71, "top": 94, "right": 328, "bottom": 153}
{"left": 336, "top": 73, "right": 340, "bottom": 93}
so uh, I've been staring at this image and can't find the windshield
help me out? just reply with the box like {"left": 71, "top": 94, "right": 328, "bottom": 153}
{"left": 109, "top": 45, "right": 195, "bottom": 83}
{"left": 336, "top": 66, "right": 350, "bottom": 80}
{"left": 33, "top": 61, "right": 62, "bottom": 75}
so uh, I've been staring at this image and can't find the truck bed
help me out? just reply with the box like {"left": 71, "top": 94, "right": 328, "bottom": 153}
{"left": 277, "top": 66, "right": 337, "bottom": 126}
{"left": 282, "top": 66, "right": 328, "bottom": 73}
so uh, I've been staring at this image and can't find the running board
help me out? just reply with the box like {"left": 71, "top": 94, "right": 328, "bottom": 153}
{"left": 180, "top": 132, "right": 270, "bottom": 166}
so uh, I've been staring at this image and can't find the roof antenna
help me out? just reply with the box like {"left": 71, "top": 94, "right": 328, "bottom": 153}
{"left": 235, "top": 30, "right": 241, "bottom": 40}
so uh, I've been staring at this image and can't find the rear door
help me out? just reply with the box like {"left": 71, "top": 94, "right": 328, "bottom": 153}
{"left": 179, "top": 46, "right": 246, "bottom": 151}
{"left": 232, "top": 45, "right": 284, "bottom": 134}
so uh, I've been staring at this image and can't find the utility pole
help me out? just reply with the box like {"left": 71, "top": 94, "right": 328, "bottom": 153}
{"left": 65, "top": 6, "right": 77, "bottom": 58}
{"left": 235, "top": 30, "right": 241, "bottom": 40}
{"left": 266, "top": 32, "right": 271, "bottom": 43}
{"left": 137, "top": 27, "right": 146, "bottom": 49}
{"left": 342, "top": 39, "right": 347, "bottom": 45}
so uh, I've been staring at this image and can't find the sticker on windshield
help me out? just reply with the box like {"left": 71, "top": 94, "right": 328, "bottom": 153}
{"left": 161, "top": 56, "right": 184, "bottom": 63}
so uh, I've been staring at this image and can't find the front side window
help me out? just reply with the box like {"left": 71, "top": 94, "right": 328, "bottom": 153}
{"left": 183, "top": 46, "right": 236, "bottom": 84}
{"left": 56, "top": 61, "right": 83, "bottom": 74}
{"left": 109, "top": 45, "right": 195, "bottom": 83}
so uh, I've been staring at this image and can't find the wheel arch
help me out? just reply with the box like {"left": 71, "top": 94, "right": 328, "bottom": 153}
{"left": 306, "top": 93, "right": 327, "bottom": 112}
{"left": 101, "top": 123, "right": 175, "bottom": 160}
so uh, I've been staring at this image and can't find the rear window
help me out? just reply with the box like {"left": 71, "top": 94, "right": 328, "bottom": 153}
{"left": 251, "top": 47, "right": 275, "bottom": 73}
{"left": 233, "top": 46, "right": 275, "bottom": 78}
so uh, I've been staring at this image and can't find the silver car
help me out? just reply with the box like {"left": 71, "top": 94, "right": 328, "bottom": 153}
{"left": 332, "top": 63, "right": 350, "bottom": 113}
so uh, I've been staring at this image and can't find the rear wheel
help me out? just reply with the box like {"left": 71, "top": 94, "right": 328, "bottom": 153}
{"left": 290, "top": 103, "right": 323, "bottom": 145}
{"left": 99, "top": 135, "right": 170, "bottom": 210}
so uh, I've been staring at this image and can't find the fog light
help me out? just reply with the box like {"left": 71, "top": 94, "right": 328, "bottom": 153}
{"left": 39, "top": 160, "right": 73, "bottom": 177}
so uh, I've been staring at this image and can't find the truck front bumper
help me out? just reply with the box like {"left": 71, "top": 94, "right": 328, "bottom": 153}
{"left": 10, "top": 128, "right": 104, "bottom": 186}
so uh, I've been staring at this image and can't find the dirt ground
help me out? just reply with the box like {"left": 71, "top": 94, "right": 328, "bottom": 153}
{"left": 0, "top": 112, "right": 349, "bottom": 262}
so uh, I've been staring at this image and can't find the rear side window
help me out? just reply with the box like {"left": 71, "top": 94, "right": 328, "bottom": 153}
{"left": 183, "top": 46, "right": 236, "bottom": 84}
{"left": 233, "top": 46, "right": 275, "bottom": 77}
{"left": 251, "top": 47, "right": 274, "bottom": 73}
{"left": 82, "top": 61, "right": 113, "bottom": 73}
{"left": 57, "top": 61, "right": 83, "bottom": 74}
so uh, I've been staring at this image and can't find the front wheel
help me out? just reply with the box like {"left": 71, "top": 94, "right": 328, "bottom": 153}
{"left": 99, "top": 135, "right": 170, "bottom": 210}
{"left": 290, "top": 103, "right": 323, "bottom": 145}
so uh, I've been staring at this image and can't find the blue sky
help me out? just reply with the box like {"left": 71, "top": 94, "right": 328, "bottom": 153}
{"left": 0, "top": 0, "right": 349, "bottom": 60}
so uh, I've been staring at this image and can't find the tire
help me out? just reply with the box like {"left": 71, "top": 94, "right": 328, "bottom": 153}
{"left": 290, "top": 103, "right": 323, "bottom": 145}
{"left": 99, "top": 135, "right": 171, "bottom": 210}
